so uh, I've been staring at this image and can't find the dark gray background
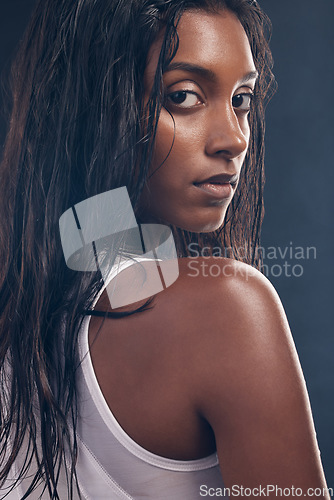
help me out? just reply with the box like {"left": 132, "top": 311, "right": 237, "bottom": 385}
{"left": 262, "top": 0, "right": 334, "bottom": 487}
{"left": 0, "top": 0, "right": 333, "bottom": 488}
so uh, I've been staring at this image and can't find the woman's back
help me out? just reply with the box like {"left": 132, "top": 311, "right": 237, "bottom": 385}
{"left": 74, "top": 257, "right": 228, "bottom": 498}
{"left": 88, "top": 258, "right": 218, "bottom": 460}
{"left": 87, "top": 255, "right": 329, "bottom": 497}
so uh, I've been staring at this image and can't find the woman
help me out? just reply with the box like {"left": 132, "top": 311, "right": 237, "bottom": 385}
{"left": 0, "top": 0, "right": 330, "bottom": 498}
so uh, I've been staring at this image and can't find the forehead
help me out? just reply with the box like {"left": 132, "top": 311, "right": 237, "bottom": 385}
{"left": 145, "top": 8, "right": 256, "bottom": 86}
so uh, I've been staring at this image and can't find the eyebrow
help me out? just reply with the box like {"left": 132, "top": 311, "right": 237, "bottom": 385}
{"left": 164, "top": 62, "right": 258, "bottom": 85}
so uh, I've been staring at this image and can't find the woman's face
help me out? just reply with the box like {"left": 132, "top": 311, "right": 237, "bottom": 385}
{"left": 138, "top": 8, "right": 257, "bottom": 232}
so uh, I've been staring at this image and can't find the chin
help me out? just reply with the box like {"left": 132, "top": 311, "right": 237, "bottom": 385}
{"left": 180, "top": 222, "right": 225, "bottom": 233}
{"left": 137, "top": 205, "right": 228, "bottom": 233}
{"left": 172, "top": 211, "right": 228, "bottom": 233}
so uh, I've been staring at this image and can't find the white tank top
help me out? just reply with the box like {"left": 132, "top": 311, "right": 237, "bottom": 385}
{"left": 3, "top": 257, "right": 228, "bottom": 499}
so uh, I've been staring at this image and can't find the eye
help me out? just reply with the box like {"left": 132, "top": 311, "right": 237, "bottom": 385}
{"left": 166, "top": 91, "right": 202, "bottom": 109}
{"left": 232, "top": 93, "right": 254, "bottom": 112}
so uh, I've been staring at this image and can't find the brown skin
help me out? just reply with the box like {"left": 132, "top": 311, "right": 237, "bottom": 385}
{"left": 138, "top": 9, "right": 256, "bottom": 232}
{"left": 89, "top": 9, "right": 330, "bottom": 498}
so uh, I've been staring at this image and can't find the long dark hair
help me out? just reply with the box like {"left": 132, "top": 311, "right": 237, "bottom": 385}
{"left": 0, "top": 0, "right": 275, "bottom": 497}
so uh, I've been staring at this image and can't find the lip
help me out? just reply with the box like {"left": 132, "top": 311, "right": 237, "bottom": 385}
{"left": 195, "top": 173, "right": 239, "bottom": 185}
{"left": 194, "top": 182, "right": 233, "bottom": 199}
{"left": 193, "top": 172, "right": 238, "bottom": 200}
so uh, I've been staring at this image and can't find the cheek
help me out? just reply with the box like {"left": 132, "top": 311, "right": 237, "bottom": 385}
{"left": 238, "top": 116, "right": 251, "bottom": 164}
{"left": 151, "top": 114, "right": 176, "bottom": 170}
{"left": 240, "top": 114, "right": 251, "bottom": 140}
{"left": 151, "top": 109, "right": 205, "bottom": 174}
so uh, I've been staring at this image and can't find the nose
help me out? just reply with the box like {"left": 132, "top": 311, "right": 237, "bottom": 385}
{"left": 204, "top": 104, "right": 249, "bottom": 160}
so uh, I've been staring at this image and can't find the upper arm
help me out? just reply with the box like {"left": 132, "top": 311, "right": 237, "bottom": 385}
{"left": 187, "top": 261, "right": 329, "bottom": 497}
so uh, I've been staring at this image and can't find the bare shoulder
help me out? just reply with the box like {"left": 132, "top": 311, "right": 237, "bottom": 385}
{"left": 175, "top": 256, "right": 288, "bottom": 339}
{"left": 175, "top": 255, "right": 298, "bottom": 403}
{"left": 174, "top": 256, "right": 299, "bottom": 403}
{"left": 167, "top": 256, "right": 300, "bottom": 400}
{"left": 174, "top": 257, "right": 328, "bottom": 494}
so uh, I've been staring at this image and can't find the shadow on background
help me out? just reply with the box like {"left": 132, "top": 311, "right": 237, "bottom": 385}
{"left": 0, "top": 0, "right": 333, "bottom": 488}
